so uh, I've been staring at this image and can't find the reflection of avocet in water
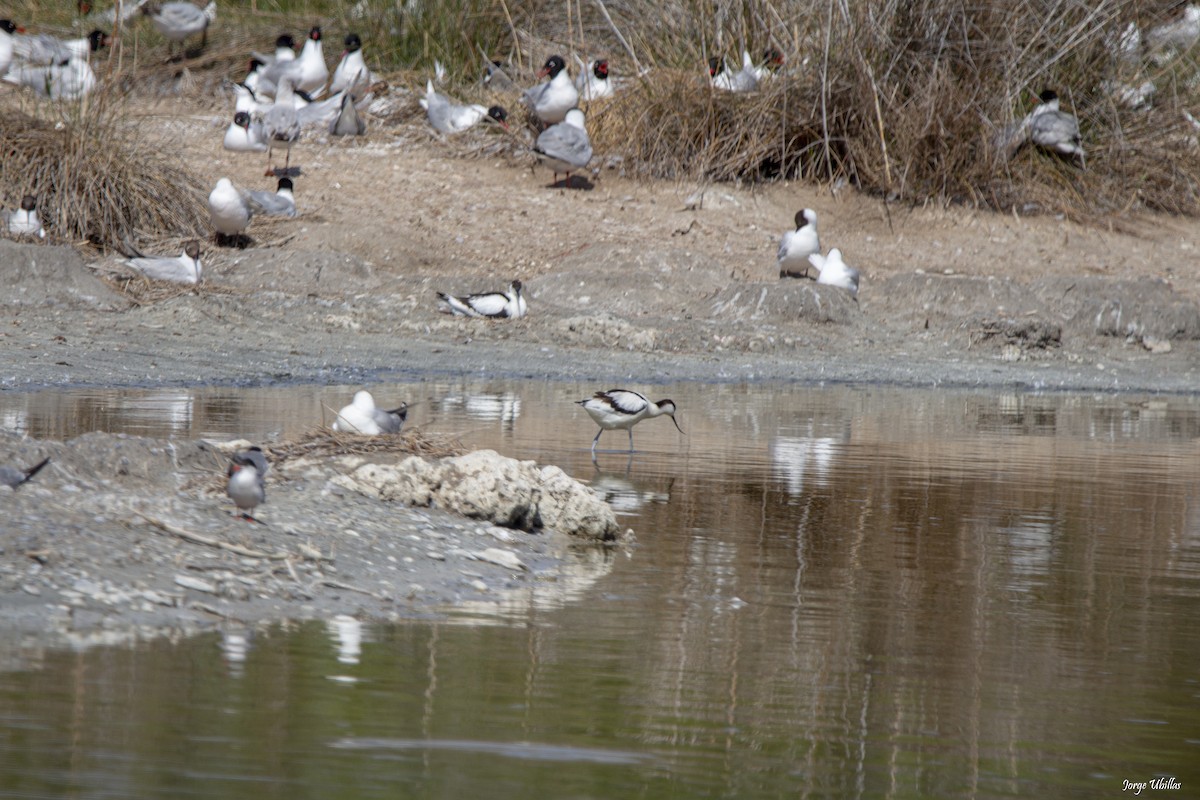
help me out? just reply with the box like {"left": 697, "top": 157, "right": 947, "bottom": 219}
{"left": 589, "top": 464, "right": 672, "bottom": 516}
{"left": 327, "top": 614, "right": 363, "bottom": 665}
{"left": 768, "top": 423, "right": 846, "bottom": 495}
{"left": 438, "top": 391, "right": 522, "bottom": 430}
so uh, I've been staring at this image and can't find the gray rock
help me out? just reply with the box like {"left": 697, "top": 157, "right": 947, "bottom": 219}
{"left": 0, "top": 240, "right": 128, "bottom": 310}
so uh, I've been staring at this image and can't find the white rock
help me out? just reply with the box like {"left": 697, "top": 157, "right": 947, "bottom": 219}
{"left": 473, "top": 548, "right": 527, "bottom": 571}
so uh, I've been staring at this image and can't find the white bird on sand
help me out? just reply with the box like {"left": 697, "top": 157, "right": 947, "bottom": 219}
{"left": 329, "top": 90, "right": 367, "bottom": 136}
{"left": 331, "top": 390, "right": 408, "bottom": 435}
{"left": 258, "top": 25, "right": 328, "bottom": 98}
{"left": 226, "top": 446, "right": 268, "bottom": 522}
{"left": 208, "top": 178, "right": 252, "bottom": 241}
{"left": 421, "top": 78, "right": 508, "bottom": 134}
{"left": 223, "top": 110, "right": 268, "bottom": 152}
{"left": 4, "top": 55, "right": 96, "bottom": 100}
{"left": 534, "top": 108, "right": 592, "bottom": 187}
{"left": 0, "top": 456, "right": 50, "bottom": 489}
{"left": 330, "top": 32, "right": 372, "bottom": 95}
{"left": 246, "top": 177, "right": 297, "bottom": 217}
{"left": 709, "top": 51, "right": 758, "bottom": 92}
{"left": 778, "top": 208, "right": 820, "bottom": 278}
{"left": 576, "top": 389, "right": 685, "bottom": 454}
{"left": 263, "top": 77, "right": 302, "bottom": 175}
{"left": 143, "top": 0, "right": 216, "bottom": 50}
{"left": 123, "top": 240, "right": 202, "bottom": 284}
{"left": 1027, "top": 89, "right": 1084, "bottom": 164}
{"left": 12, "top": 28, "right": 109, "bottom": 66}
{"left": 807, "top": 248, "right": 860, "bottom": 296}
{"left": 522, "top": 54, "right": 578, "bottom": 125}
{"left": 573, "top": 56, "right": 613, "bottom": 101}
{"left": 0, "top": 20, "right": 17, "bottom": 77}
{"left": 3, "top": 195, "right": 46, "bottom": 239}
{"left": 438, "top": 280, "right": 527, "bottom": 319}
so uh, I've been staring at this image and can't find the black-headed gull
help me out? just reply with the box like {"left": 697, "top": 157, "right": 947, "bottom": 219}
{"left": 574, "top": 56, "right": 613, "bottom": 101}
{"left": 421, "top": 78, "right": 508, "bottom": 134}
{"left": 143, "top": 0, "right": 216, "bottom": 50}
{"left": 224, "top": 110, "right": 268, "bottom": 152}
{"left": 807, "top": 248, "right": 860, "bottom": 296}
{"left": 778, "top": 209, "right": 819, "bottom": 278}
{"left": 576, "top": 389, "right": 685, "bottom": 454}
{"left": 522, "top": 54, "right": 578, "bottom": 125}
{"left": 332, "top": 390, "right": 407, "bottom": 435}
{"left": 263, "top": 77, "right": 302, "bottom": 175}
{"left": 752, "top": 48, "right": 785, "bottom": 82}
{"left": 4, "top": 55, "right": 96, "bottom": 100}
{"left": 208, "top": 178, "right": 252, "bottom": 240}
{"left": 251, "top": 34, "right": 296, "bottom": 67}
{"left": 330, "top": 91, "right": 367, "bottom": 136}
{"left": 226, "top": 446, "right": 268, "bottom": 522}
{"left": 709, "top": 51, "right": 758, "bottom": 92}
{"left": 3, "top": 195, "right": 46, "bottom": 239}
{"left": 246, "top": 178, "right": 297, "bottom": 217}
{"left": 13, "top": 28, "right": 109, "bottom": 66}
{"left": 330, "top": 33, "right": 372, "bottom": 95}
{"left": 0, "top": 456, "right": 50, "bottom": 489}
{"left": 123, "top": 240, "right": 202, "bottom": 284}
{"left": 1027, "top": 89, "right": 1084, "bottom": 164}
{"left": 438, "top": 280, "right": 527, "bottom": 319}
{"left": 258, "top": 25, "right": 328, "bottom": 98}
{"left": 534, "top": 108, "right": 592, "bottom": 187}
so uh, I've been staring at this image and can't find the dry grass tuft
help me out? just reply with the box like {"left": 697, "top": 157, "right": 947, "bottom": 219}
{"left": 267, "top": 427, "right": 466, "bottom": 462}
{"left": 0, "top": 91, "right": 208, "bottom": 249}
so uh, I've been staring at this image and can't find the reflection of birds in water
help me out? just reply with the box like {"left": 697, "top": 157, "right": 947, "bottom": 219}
{"left": 439, "top": 392, "right": 522, "bottom": 432}
{"left": 589, "top": 465, "right": 672, "bottom": 516}
{"left": 327, "top": 614, "right": 363, "bottom": 665}
{"left": 768, "top": 425, "right": 846, "bottom": 495}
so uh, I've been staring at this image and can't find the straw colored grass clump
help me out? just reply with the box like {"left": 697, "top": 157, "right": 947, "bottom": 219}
{"left": 0, "top": 94, "right": 207, "bottom": 249}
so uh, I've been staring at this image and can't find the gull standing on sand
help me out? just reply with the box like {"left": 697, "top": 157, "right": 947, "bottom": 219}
{"left": 576, "top": 390, "right": 685, "bottom": 454}
{"left": 263, "top": 77, "right": 302, "bottom": 175}
{"left": 246, "top": 177, "right": 297, "bottom": 217}
{"left": 1027, "top": 89, "right": 1084, "bottom": 164}
{"left": 208, "top": 178, "right": 252, "bottom": 241}
{"left": 3, "top": 195, "right": 45, "bottom": 238}
{"left": 142, "top": 0, "right": 216, "bottom": 51}
{"left": 438, "top": 280, "right": 527, "bottom": 319}
{"left": 534, "top": 108, "right": 592, "bottom": 187}
{"left": 522, "top": 55, "right": 578, "bottom": 126}
{"left": 226, "top": 446, "right": 267, "bottom": 522}
{"left": 421, "top": 78, "right": 508, "bottom": 134}
{"left": 808, "top": 248, "right": 860, "bottom": 296}
{"left": 123, "top": 240, "right": 202, "bottom": 284}
{"left": 331, "top": 390, "right": 407, "bottom": 435}
{"left": 778, "top": 209, "right": 820, "bottom": 278}
{"left": 0, "top": 456, "right": 50, "bottom": 489}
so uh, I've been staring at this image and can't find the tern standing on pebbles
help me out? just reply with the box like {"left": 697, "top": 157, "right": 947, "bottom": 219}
{"left": 226, "top": 446, "right": 268, "bottom": 522}
{"left": 332, "top": 390, "right": 407, "bottom": 435}
{"left": 437, "top": 280, "right": 527, "bottom": 319}
{"left": 577, "top": 390, "right": 685, "bottom": 454}
{"left": 777, "top": 208, "right": 820, "bottom": 278}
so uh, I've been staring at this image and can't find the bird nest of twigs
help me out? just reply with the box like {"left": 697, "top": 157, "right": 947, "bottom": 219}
{"left": 265, "top": 427, "right": 466, "bottom": 463}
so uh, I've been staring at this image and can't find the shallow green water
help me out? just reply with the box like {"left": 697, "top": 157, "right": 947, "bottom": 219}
{"left": 2, "top": 383, "right": 1199, "bottom": 798}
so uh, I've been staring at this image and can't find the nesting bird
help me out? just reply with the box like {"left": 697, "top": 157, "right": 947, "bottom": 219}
{"left": 208, "top": 178, "right": 253, "bottom": 243}
{"left": 246, "top": 178, "right": 297, "bottom": 218}
{"left": 807, "top": 248, "right": 861, "bottom": 297}
{"left": 522, "top": 55, "right": 578, "bottom": 126}
{"left": 4, "top": 55, "right": 96, "bottom": 100}
{"left": 330, "top": 91, "right": 367, "bottom": 136}
{"left": 331, "top": 390, "right": 407, "bottom": 435}
{"left": 422, "top": 78, "right": 508, "bottom": 134}
{"left": 709, "top": 51, "right": 758, "bottom": 92}
{"left": 574, "top": 56, "right": 613, "bottom": 101}
{"left": 226, "top": 446, "right": 268, "bottom": 522}
{"left": 1027, "top": 89, "right": 1085, "bottom": 165}
{"left": 122, "top": 240, "right": 202, "bottom": 284}
{"left": 3, "top": 195, "right": 45, "bottom": 239}
{"left": 257, "top": 25, "right": 327, "bottom": 98}
{"left": 533, "top": 108, "right": 592, "bottom": 187}
{"left": 12, "top": 28, "right": 109, "bottom": 66}
{"left": 576, "top": 389, "right": 685, "bottom": 454}
{"left": 438, "top": 280, "right": 527, "bottom": 319}
{"left": 778, "top": 209, "right": 820, "bottom": 279}
{"left": 224, "top": 110, "right": 268, "bottom": 152}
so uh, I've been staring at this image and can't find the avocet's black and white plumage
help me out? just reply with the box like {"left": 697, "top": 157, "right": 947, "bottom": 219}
{"left": 123, "top": 240, "right": 202, "bottom": 284}
{"left": 438, "top": 280, "right": 527, "bottom": 319}
{"left": 1027, "top": 89, "right": 1084, "bottom": 164}
{"left": 226, "top": 446, "right": 268, "bottom": 522}
{"left": 807, "top": 247, "right": 860, "bottom": 296}
{"left": 3, "top": 194, "right": 45, "bottom": 239}
{"left": 522, "top": 54, "right": 578, "bottom": 126}
{"left": 247, "top": 177, "right": 297, "bottom": 217}
{"left": 534, "top": 108, "right": 592, "bottom": 186}
{"left": 331, "top": 390, "right": 407, "bottom": 435}
{"left": 0, "top": 456, "right": 50, "bottom": 489}
{"left": 577, "top": 390, "right": 685, "bottom": 453}
{"left": 778, "top": 208, "right": 819, "bottom": 278}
